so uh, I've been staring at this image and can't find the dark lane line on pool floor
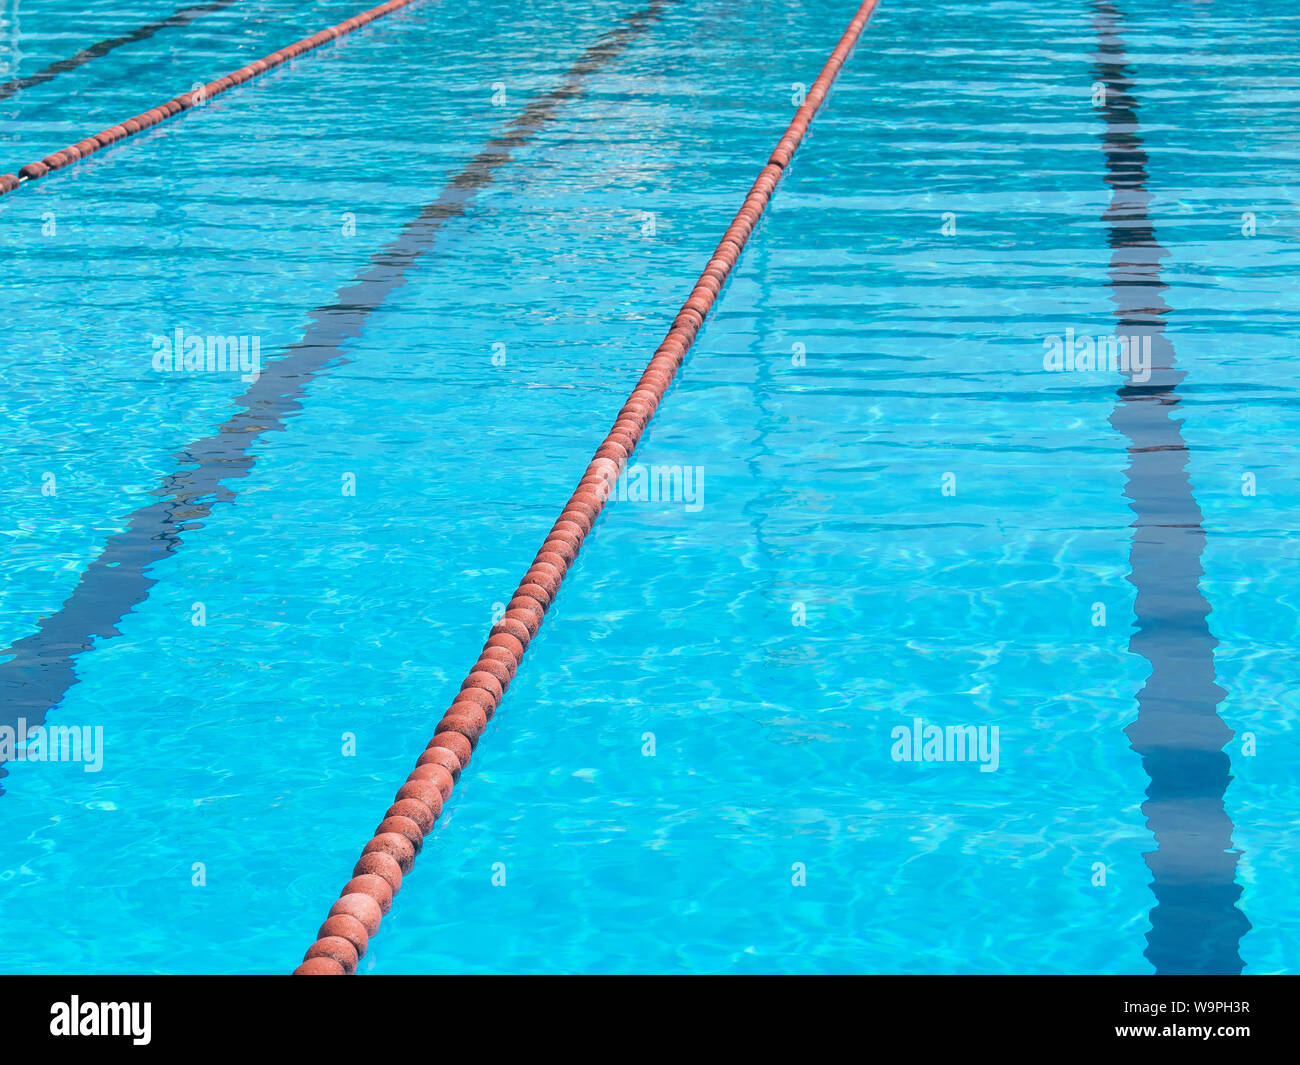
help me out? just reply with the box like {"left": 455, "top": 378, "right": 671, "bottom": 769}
{"left": 1092, "top": 0, "right": 1250, "bottom": 974}
{"left": 0, "top": 0, "right": 673, "bottom": 789}
{"left": 0, "top": 0, "right": 244, "bottom": 104}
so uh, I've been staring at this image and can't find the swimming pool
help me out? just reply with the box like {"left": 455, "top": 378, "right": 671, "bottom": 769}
{"left": 0, "top": 0, "right": 1295, "bottom": 975}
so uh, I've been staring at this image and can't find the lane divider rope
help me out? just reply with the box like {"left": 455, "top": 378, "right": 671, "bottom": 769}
{"left": 0, "top": 0, "right": 425, "bottom": 198}
{"left": 295, "top": 0, "right": 883, "bottom": 976}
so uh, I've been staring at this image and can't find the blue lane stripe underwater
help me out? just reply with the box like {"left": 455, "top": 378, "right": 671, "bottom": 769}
{"left": 0, "top": 0, "right": 245, "bottom": 103}
{"left": 1092, "top": 0, "right": 1249, "bottom": 974}
{"left": 0, "top": 0, "right": 672, "bottom": 788}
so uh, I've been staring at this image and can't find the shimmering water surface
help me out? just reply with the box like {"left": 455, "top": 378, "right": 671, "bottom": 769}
{"left": 0, "top": 0, "right": 1296, "bottom": 974}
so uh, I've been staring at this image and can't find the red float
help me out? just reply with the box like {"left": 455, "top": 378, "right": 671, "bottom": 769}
{"left": 296, "top": 0, "right": 882, "bottom": 974}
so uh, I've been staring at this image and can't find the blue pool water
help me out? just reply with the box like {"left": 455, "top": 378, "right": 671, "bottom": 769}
{"left": 0, "top": 0, "right": 1296, "bottom": 974}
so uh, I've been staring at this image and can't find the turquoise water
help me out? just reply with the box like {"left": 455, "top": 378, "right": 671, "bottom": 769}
{"left": 0, "top": 0, "right": 1295, "bottom": 974}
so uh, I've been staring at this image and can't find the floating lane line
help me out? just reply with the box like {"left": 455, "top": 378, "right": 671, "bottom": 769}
{"left": 0, "top": 0, "right": 245, "bottom": 105}
{"left": 0, "top": 0, "right": 427, "bottom": 197}
{"left": 294, "top": 0, "right": 884, "bottom": 976}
